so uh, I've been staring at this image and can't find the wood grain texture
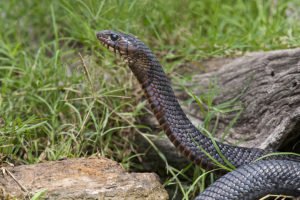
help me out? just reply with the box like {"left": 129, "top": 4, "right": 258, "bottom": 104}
{"left": 190, "top": 48, "right": 300, "bottom": 150}
{"left": 0, "top": 157, "right": 168, "bottom": 200}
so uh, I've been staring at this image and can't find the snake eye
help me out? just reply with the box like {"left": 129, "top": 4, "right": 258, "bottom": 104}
{"left": 110, "top": 34, "right": 119, "bottom": 41}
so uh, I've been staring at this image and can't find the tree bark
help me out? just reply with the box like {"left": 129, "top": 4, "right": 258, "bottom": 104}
{"left": 189, "top": 48, "right": 300, "bottom": 150}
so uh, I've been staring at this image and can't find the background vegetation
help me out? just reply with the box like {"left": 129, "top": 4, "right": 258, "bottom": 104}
{"left": 1, "top": 0, "right": 300, "bottom": 199}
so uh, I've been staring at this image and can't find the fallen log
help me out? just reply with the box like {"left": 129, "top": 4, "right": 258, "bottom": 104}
{"left": 189, "top": 48, "right": 300, "bottom": 150}
{"left": 0, "top": 157, "right": 168, "bottom": 200}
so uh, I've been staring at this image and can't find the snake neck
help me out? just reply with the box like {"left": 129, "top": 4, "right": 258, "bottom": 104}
{"left": 130, "top": 56, "right": 194, "bottom": 138}
{"left": 128, "top": 49, "right": 270, "bottom": 171}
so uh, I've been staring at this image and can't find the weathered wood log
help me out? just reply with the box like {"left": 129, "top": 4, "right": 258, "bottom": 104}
{"left": 0, "top": 157, "right": 168, "bottom": 200}
{"left": 189, "top": 48, "right": 300, "bottom": 150}
{"left": 137, "top": 49, "right": 300, "bottom": 171}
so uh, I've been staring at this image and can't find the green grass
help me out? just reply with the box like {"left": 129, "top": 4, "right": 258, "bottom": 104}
{"left": 1, "top": 0, "right": 300, "bottom": 199}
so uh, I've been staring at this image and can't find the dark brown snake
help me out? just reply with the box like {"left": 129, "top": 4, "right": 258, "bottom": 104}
{"left": 96, "top": 30, "right": 300, "bottom": 200}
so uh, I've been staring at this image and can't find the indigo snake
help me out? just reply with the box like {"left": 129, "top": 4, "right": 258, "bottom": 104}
{"left": 96, "top": 30, "right": 300, "bottom": 200}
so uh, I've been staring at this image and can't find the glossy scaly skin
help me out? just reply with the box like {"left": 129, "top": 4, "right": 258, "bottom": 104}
{"left": 96, "top": 30, "right": 300, "bottom": 199}
{"left": 195, "top": 160, "right": 300, "bottom": 199}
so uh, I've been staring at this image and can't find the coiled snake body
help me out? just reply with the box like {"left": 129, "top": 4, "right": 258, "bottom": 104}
{"left": 96, "top": 30, "right": 300, "bottom": 199}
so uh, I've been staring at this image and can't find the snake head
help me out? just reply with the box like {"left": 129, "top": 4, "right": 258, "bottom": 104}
{"left": 96, "top": 30, "right": 144, "bottom": 64}
{"left": 96, "top": 30, "right": 160, "bottom": 83}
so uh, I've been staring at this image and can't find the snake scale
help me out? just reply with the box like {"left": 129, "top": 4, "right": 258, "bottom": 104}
{"left": 96, "top": 30, "right": 300, "bottom": 200}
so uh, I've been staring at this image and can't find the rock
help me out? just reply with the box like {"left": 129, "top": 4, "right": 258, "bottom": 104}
{"left": 0, "top": 157, "right": 168, "bottom": 200}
